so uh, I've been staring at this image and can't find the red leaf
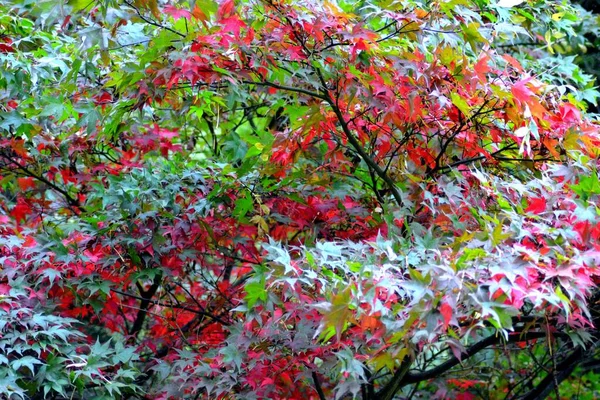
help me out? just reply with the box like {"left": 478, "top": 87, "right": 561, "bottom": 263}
{"left": 511, "top": 79, "right": 533, "bottom": 104}
{"left": 10, "top": 197, "right": 31, "bottom": 222}
{"left": 473, "top": 54, "right": 490, "bottom": 82}
{"left": 456, "top": 393, "right": 477, "bottom": 400}
{"left": 0, "top": 43, "right": 14, "bottom": 53}
{"left": 93, "top": 91, "right": 113, "bottom": 105}
{"left": 556, "top": 102, "right": 581, "bottom": 124}
{"left": 17, "top": 177, "right": 36, "bottom": 191}
{"left": 260, "top": 377, "right": 275, "bottom": 387}
{"left": 440, "top": 302, "right": 452, "bottom": 329}
{"left": 279, "top": 372, "right": 293, "bottom": 387}
{"left": 503, "top": 54, "right": 523, "bottom": 72}
{"left": 0, "top": 37, "right": 14, "bottom": 53}
{"left": 151, "top": 124, "right": 178, "bottom": 138}
{"left": 61, "top": 15, "right": 72, "bottom": 30}
{"left": 60, "top": 168, "right": 76, "bottom": 184}
{"left": 220, "top": 16, "right": 247, "bottom": 38}
{"left": 163, "top": 5, "right": 192, "bottom": 21}
{"left": 525, "top": 197, "right": 546, "bottom": 214}
{"left": 218, "top": 0, "right": 235, "bottom": 19}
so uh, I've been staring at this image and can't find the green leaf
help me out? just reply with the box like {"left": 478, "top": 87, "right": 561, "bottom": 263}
{"left": 233, "top": 189, "right": 253, "bottom": 220}
{"left": 245, "top": 277, "right": 267, "bottom": 308}
{"left": 12, "top": 356, "right": 43, "bottom": 375}
{"left": 450, "top": 92, "right": 470, "bottom": 116}
{"left": 320, "top": 287, "right": 353, "bottom": 342}
{"left": 0, "top": 111, "right": 27, "bottom": 130}
{"left": 219, "top": 345, "right": 243, "bottom": 371}
{"left": 461, "top": 22, "right": 487, "bottom": 52}
{"left": 571, "top": 172, "right": 600, "bottom": 201}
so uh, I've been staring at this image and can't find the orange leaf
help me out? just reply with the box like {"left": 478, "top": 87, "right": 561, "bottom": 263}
{"left": 541, "top": 137, "right": 561, "bottom": 159}
{"left": 474, "top": 54, "right": 490, "bottom": 82}
{"left": 361, "top": 314, "right": 381, "bottom": 331}
{"left": 17, "top": 177, "right": 36, "bottom": 191}
{"left": 192, "top": 6, "right": 208, "bottom": 21}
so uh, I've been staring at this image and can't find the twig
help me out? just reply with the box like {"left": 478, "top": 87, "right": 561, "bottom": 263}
{"left": 312, "top": 371, "right": 326, "bottom": 400}
{"left": 123, "top": 0, "right": 186, "bottom": 38}
{"left": 111, "top": 286, "right": 230, "bottom": 327}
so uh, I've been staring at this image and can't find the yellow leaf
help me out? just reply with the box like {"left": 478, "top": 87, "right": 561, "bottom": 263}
{"left": 250, "top": 215, "right": 269, "bottom": 235}
{"left": 370, "top": 352, "right": 395, "bottom": 371}
{"left": 563, "top": 130, "right": 581, "bottom": 151}
{"left": 260, "top": 204, "right": 270, "bottom": 215}
{"left": 491, "top": 221, "right": 510, "bottom": 246}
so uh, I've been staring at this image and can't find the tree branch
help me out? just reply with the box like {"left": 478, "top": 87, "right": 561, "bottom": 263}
{"left": 516, "top": 347, "right": 583, "bottom": 400}
{"left": 374, "top": 331, "right": 551, "bottom": 400}
{"left": 0, "top": 151, "right": 84, "bottom": 211}
{"left": 434, "top": 143, "right": 519, "bottom": 174}
{"left": 111, "top": 287, "right": 230, "bottom": 326}
{"left": 404, "top": 331, "right": 549, "bottom": 385}
{"left": 376, "top": 356, "right": 413, "bottom": 400}
{"left": 242, "top": 80, "right": 327, "bottom": 100}
{"left": 322, "top": 93, "right": 405, "bottom": 209}
{"left": 123, "top": 0, "right": 186, "bottom": 38}
{"left": 128, "top": 275, "right": 162, "bottom": 336}
{"left": 312, "top": 371, "right": 327, "bottom": 400}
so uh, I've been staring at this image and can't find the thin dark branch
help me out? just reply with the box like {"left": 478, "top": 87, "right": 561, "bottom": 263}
{"left": 517, "top": 347, "right": 583, "bottom": 400}
{"left": 405, "top": 331, "right": 550, "bottom": 385}
{"left": 108, "top": 39, "right": 151, "bottom": 51}
{"left": 374, "top": 331, "right": 553, "bottom": 400}
{"left": 494, "top": 156, "right": 555, "bottom": 162}
{"left": 0, "top": 152, "right": 84, "bottom": 211}
{"left": 376, "top": 356, "right": 413, "bottom": 400}
{"left": 128, "top": 276, "right": 162, "bottom": 336}
{"left": 435, "top": 143, "right": 518, "bottom": 173}
{"left": 242, "top": 80, "right": 327, "bottom": 100}
{"left": 111, "top": 286, "right": 230, "bottom": 327}
{"left": 322, "top": 93, "right": 405, "bottom": 209}
{"left": 312, "top": 371, "right": 326, "bottom": 400}
{"left": 123, "top": 0, "right": 186, "bottom": 38}
{"left": 496, "top": 41, "right": 545, "bottom": 49}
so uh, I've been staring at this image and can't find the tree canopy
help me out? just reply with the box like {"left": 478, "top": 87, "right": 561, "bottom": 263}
{"left": 1, "top": 0, "right": 600, "bottom": 399}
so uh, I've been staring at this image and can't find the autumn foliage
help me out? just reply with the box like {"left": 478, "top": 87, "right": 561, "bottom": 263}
{"left": 1, "top": 0, "right": 600, "bottom": 399}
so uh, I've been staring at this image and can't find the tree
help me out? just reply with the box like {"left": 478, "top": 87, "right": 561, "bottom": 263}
{"left": 1, "top": 0, "right": 600, "bottom": 398}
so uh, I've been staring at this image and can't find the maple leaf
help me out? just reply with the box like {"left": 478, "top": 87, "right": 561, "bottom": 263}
{"left": 473, "top": 54, "right": 491, "bottom": 82}
{"left": 3, "top": 1, "right": 600, "bottom": 399}
{"left": 0, "top": 42, "right": 14, "bottom": 53}
{"left": 218, "top": 0, "right": 235, "bottom": 20}
{"left": 525, "top": 197, "right": 546, "bottom": 214}
{"left": 319, "top": 287, "right": 353, "bottom": 342}
{"left": 440, "top": 302, "right": 453, "bottom": 330}
{"left": 150, "top": 124, "right": 178, "bottom": 138}
{"left": 17, "top": 177, "right": 36, "bottom": 190}
{"left": 10, "top": 197, "right": 31, "bottom": 222}
{"left": 163, "top": 5, "right": 191, "bottom": 21}
{"left": 511, "top": 79, "right": 534, "bottom": 104}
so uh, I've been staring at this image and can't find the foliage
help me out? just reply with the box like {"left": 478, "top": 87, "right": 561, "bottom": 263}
{"left": 1, "top": 0, "right": 600, "bottom": 399}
